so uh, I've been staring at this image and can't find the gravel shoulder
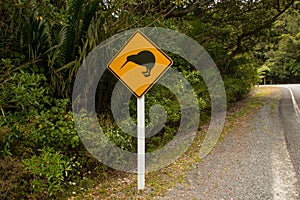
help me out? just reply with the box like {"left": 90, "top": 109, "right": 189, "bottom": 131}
{"left": 158, "top": 88, "right": 299, "bottom": 200}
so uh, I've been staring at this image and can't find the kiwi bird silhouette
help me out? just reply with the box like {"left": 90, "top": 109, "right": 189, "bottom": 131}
{"left": 120, "top": 50, "right": 155, "bottom": 77}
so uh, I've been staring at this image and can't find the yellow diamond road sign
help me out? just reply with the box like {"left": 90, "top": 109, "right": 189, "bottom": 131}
{"left": 108, "top": 31, "right": 173, "bottom": 98}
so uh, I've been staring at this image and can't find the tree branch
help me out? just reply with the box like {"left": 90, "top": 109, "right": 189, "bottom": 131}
{"left": 233, "top": 0, "right": 295, "bottom": 55}
{"left": 166, "top": 0, "right": 212, "bottom": 18}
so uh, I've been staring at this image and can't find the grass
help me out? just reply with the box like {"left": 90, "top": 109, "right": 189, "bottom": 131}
{"left": 70, "top": 87, "right": 279, "bottom": 200}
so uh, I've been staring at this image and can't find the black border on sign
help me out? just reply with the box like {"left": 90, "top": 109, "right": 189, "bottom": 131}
{"left": 107, "top": 30, "right": 173, "bottom": 98}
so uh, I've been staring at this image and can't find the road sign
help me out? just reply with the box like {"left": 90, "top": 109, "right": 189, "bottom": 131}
{"left": 108, "top": 31, "right": 173, "bottom": 97}
{"left": 107, "top": 30, "right": 173, "bottom": 190}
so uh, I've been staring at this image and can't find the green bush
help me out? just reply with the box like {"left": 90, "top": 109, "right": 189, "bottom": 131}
{"left": 0, "top": 70, "right": 49, "bottom": 115}
{"left": 224, "top": 55, "right": 259, "bottom": 103}
{"left": 31, "top": 99, "right": 80, "bottom": 154}
{"left": 104, "top": 128, "right": 137, "bottom": 152}
{"left": 22, "top": 147, "right": 72, "bottom": 198}
{"left": 0, "top": 72, "right": 80, "bottom": 157}
{"left": 0, "top": 71, "right": 94, "bottom": 198}
{"left": 0, "top": 71, "right": 50, "bottom": 156}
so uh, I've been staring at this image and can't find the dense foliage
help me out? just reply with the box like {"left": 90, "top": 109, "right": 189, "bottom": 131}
{"left": 262, "top": 2, "right": 300, "bottom": 83}
{"left": 0, "top": 0, "right": 297, "bottom": 198}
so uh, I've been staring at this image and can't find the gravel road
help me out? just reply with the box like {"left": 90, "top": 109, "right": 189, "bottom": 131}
{"left": 158, "top": 88, "right": 299, "bottom": 200}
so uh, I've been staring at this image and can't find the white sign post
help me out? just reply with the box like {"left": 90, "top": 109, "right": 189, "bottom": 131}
{"left": 137, "top": 95, "right": 145, "bottom": 190}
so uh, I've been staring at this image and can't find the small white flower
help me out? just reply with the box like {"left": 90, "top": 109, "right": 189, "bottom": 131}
{"left": 72, "top": 191, "right": 76, "bottom": 195}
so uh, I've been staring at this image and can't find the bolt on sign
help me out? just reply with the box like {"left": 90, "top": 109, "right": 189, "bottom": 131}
{"left": 108, "top": 31, "right": 173, "bottom": 97}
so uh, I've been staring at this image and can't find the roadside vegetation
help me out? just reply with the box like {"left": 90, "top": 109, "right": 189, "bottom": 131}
{"left": 71, "top": 86, "right": 278, "bottom": 200}
{"left": 0, "top": 0, "right": 298, "bottom": 199}
{"left": 262, "top": 3, "right": 300, "bottom": 84}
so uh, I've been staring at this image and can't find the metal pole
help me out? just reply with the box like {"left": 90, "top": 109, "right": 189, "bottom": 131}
{"left": 137, "top": 95, "right": 145, "bottom": 190}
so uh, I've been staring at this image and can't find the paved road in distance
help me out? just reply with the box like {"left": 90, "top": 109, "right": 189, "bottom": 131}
{"left": 277, "top": 84, "right": 300, "bottom": 186}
